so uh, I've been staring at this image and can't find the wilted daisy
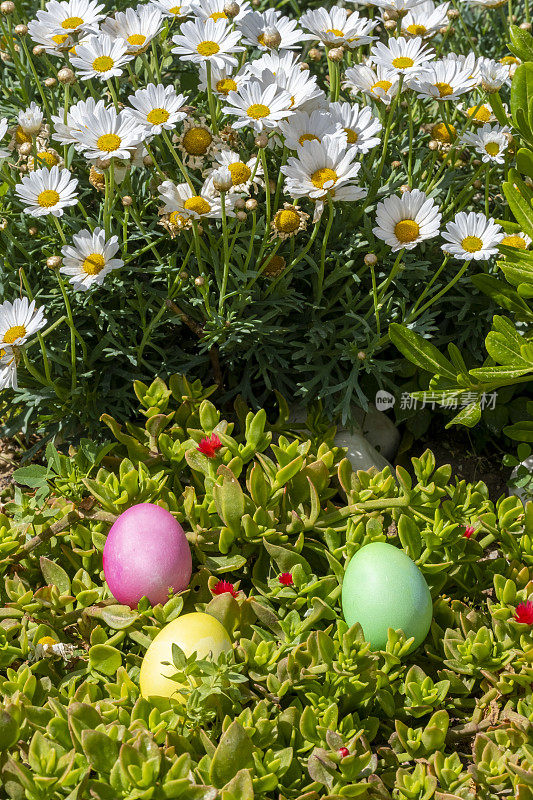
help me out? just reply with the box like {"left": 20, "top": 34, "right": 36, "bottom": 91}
{"left": 177, "top": 117, "right": 221, "bottom": 167}
{"left": 0, "top": 350, "right": 18, "bottom": 391}
{"left": 223, "top": 80, "right": 292, "bottom": 132}
{"left": 300, "top": 7, "right": 377, "bottom": 48}
{"left": 208, "top": 149, "right": 263, "bottom": 193}
{"left": 441, "top": 212, "right": 504, "bottom": 260}
{"left": 149, "top": 0, "right": 194, "bottom": 17}
{"left": 60, "top": 227, "right": 124, "bottom": 291}
{"left": 271, "top": 203, "right": 309, "bottom": 239}
{"left": 18, "top": 103, "right": 43, "bottom": 136}
{"left": 29, "top": 148, "right": 64, "bottom": 171}
{"left": 373, "top": 190, "right": 441, "bottom": 251}
{"left": 191, "top": 0, "right": 250, "bottom": 22}
{"left": 343, "top": 63, "right": 401, "bottom": 104}
{"left": 500, "top": 231, "right": 532, "bottom": 249}
{"left": 172, "top": 18, "right": 244, "bottom": 69}
{"left": 198, "top": 63, "right": 244, "bottom": 97}
{"left": 329, "top": 101, "right": 382, "bottom": 153}
{"left": 411, "top": 56, "right": 476, "bottom": 101}
{"left": 278, "top": 110, "right": 341, "bottom": 151}
{"left": 125, "top": 84, "right": 188, "bottom": 136}
{"left": 0, "top": 298, "right": 47, "bottom": 348}
{"left": 461, "top": 123, "right": 510, "bottom": 164}
{"left": 52, "top": 98, "right": 107, "bottom": 148}
{"left": 281, "top": 133, "right": 366, "bottom": 201}
{"left": 371, "top": 37, "right": 434, "bottom": 77}
{"left": 101, "top": 5, "right": 163, "bottom": 54}
{"left": 34, "top": 0, "right": 105, "bottom": 36}
{"left": 15, "top": 166, "right": 78, "bottom": 217}
{"left": 158, "top": 179, "right": 235, "bottom": 219}
{"left": 237, "top": 9, "right": 312, "bottom": 51}
{"left": 401, "top": 1, "right": 449, "bottom": 38}
{"left": 479, "top": 58, "right": 510, "bottom": 92}
{"left": 70, "top": 33, "right": 133, "bottom": 80}
{"left": 74, "top": 105, "right": 144, "bottom": 161}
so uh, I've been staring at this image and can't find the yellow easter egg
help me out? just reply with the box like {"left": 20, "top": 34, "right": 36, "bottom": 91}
{"left": 139, "top": 612, "right": 232, "bottom": 699}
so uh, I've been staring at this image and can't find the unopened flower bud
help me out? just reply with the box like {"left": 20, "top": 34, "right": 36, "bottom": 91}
{"left": 28, "top": 226, "right": 38, "bottom": 235}
{"left": 179, "top": 270, "right": 188, "bottom": 280}
{"left": 391, "top": 160, "right": 401, "bottom": 168}
{"left": 357, "top": 351, "right": 366, "bottom": 360}
{"left": 328, "top": 46, "right": 344, "bottom": 62}
{"left": 400, "top": 184, "right": 410, "bottom": 193}
{"left": 57, "top": 67, "right": 76, "bottom": 84}
{"left": 300, "top": 62, "right": 309, "bottom": 71}
{"left": 245, "top": 197, "right": 257, "bottom": 211}
{"left": 262, "top": 26, "right": 281, "bottom": 48}
{"left": 0, "top": 218, "right": 7, "bottom": 231}
{"left": 252, "top": 0, "right": 260, "bottom": 6}
{"left": 236, "top": 210, "right": 247, "bottom": 221}
{"left": 212, "top": 166, "right": 233, "bottom": 192}
{"left": 194, "top": 276, "right": 205, "bottom": 286}
{"left": 14, "top": 23, "right": 28, "bottom": 35}
{"left": 512, "top": 13, "right": 517, "bottom": 22}
{"left": 255, "top": 133, "right": 268, "bottom": 148}
{"left": 143, "top": 154, "right": 153, "bottom": 166}
{"left": 384, "top": 19, "right": 397, "bottom": 30}
{"left": 19, "top": 142, "right": 32, "bottom": 156}
{"left": 308, "top": 47, "right": 322, "bottom": 61}
{"left": 1, "top": 1, "right": 15, "bottom": 14}
{"left": 447, "top": 8, "right": 459, "bottom": 17}
{"left": 46, "top": 255, "right": 62, "bottom": 269}
{"left": 234, "top": 197, "right": 246, "bottom": 210}
{"left": 520, "top": 21, "right": 532, "bottom": 29}
{"left": 364, "top": 253, "right": 377, "bottom": 266}
{"left": 473, "top": 179, "right": 482, "bottom": 189}
{"left": 428, "top": 139, "right": 438, "bottom": 150}
{"left": 223, "top": 0, "right": 240, "bottom": 18}
{"left": 44, "top": 77, "right": 56, "bottom": 87}
{"left": 439, "top": 25, "right": 448, "bottom": 34}
{"left": 33, "top": 45, "right": 46, "bottom": 56}
{"left": 122, "top": 195, "right": 133, "bottom": 206}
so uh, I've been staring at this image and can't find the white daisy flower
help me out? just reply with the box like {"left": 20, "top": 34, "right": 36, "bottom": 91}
{"left": 329, "top": 101, "right": 382, "bottom": 153}
{"left": 0, "top": 298, "right": 47, "bottom": 348}
{"left": 461, "top": 123, "right": 510, "bottom": 163}
{"left": 70, "top": 33, "right": 134, "bottom": 81}
{"left": 363, "top": 0, "right": 424, "bottom": 14}
{"left": 0, "top": 350, "right": 18, "bottom": 391}
{"left": 208, "top": 149, "right": 263, "bottom": 192}
{"left": 410, "top": 55, "right": 477, "bottom": 100}
{"left": 222, "top": 79, "right": 293, "bottom": 132}
{"left": 198, "top": 63, "right": 244, "bottom": 97}
{"left": 460, "top": 0, "right": 508, "bottom": 8}
{"left": 125, "top": 83, "right": 188, "bottom": 136}
{"left": 51, "top": 97, "right": 108, "bottom": 148}
{"left": 401, "top": 1, "right": 450, "bottom": 38}
{"left": 370, "top": 36, "right": 434, "bottom": 77}
{"left": 149, "top": 0, "right": 194, "bottom": 17}
{"left": 33, "top": 0, "right": 105, "bottom": 36}
{"left": 18, "top": 103, "right": 43, "bottom": 136}
{"left": 278, "top": 109, "right": 341, "bottom": 151}
{"left": 177, "top": 117, "right": 222, "bottom": 166}
{"left": 243, "top": 49, "right": 301, "bottom": 78}
{"left": 500, "top": 231, "right": 532, "bottom": 249}
{"left": 27, "top": 19, "right": 75, "bottom": 53}
{"left": 441, "top": 212, "right": 504, "bottom": 260}
{"left": 171, "top": 18, "right": 244, "bottom": 69}
{"left": 300, "top": 7, "right": 377, "bottom": 48}
{"left": 158, "top": 179, "right": 235, "bottom": 219}
{"left": 101, "top": 5, "right": 163, "bottom": 54}
{"left": 74, "top": 105, "right": 145, "bottom": 161}
{"left": 281, "top": 133, "right": 367, "bottom": 201}
{"left": 191, "top": 0, "right": 250, "bottom": 23}
{"left": 257, "top": 65, "right": 327, "bottom": 114}
{"left": 479, "top": 57, "right": 510, "bottom": 91}
{"left": 373, "top": 189, "right": 441, "bottom": 251}
{"left": 343, "top": 63, "right": 401, "bottom": 105}
{"left": 15, "top": 166, "right": 78, "bottom": 217}
{"left": 237, "top": 9, "right": 313, "bottom": 51}
{"left": 60, "top": 227, "right": 124, "bottom": 291}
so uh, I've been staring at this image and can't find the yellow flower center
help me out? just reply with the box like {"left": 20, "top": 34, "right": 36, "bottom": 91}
{"left": 461, "top": 236, "right": 483, "bottom": 253}
{"left": 3, "top": 325, "right": 26, "bottom": 343}
{"left": 299, "top": 133, "right": 319, "bottom": 145}
{"left": 209, "top": 11, "right": 227, "bottom": 19}
{"left": 52, "top": 33, "right": 69, "bottom": 45}
{"left": 37, "top": 189, "right": 60, "bottom": 208}
{"left": 147, "top": 107, "right": 170, "bottom": 124}
{"left": 501, "top": 234, "right": 526, "bottom": 248}
{"left": 182, "top": 127, "right": 212, "bottom": 155}
{"left": 247, "top": 103, "right": 270, "bottom": 119}
{"left": 92, "top": 55, "right": 114, "bottom": 72}
{"left": 82, "top": 253, "right": 106, "bottom": 275}
{"left": 311, "top": 167, "right": 337, "bottom": 189}
{"left": 468, "top": 105, "right": 491, "bottom": 123}
{"left": 184, "top": 196, "right": 211, "bottom": 214}
{"left": 127, "top": 33, "right": 147, "bottom": 46}
{"left": 169, "top": 210, "right": 188, "bottom": 226}
{"left": 406, "top": 23, "right": 427, "bottom": 35}
{"left": 216, "top": 78, "right": 237, "bottom": 94}
{"left": 38, "top": 636, "right": 59, "bottom": 646}
{"left": 435, "top": 81, "right": 453, "bottom": 97}
{"left": 344, "top": 127, "right": 358, "bottom": 144}
{"left": 394, "top": 219, "right": 420, "bottom": 243}
{"left": 257, "top": 33, "right": 265, "bottom": 45}
{"left": 97, "top": 133, "right": 121, "bottom": 152}
{"left": 61, "top": 15, "right": 84, "bottom": 29}
{"left": 392, "top": 56, "right": 414, "bottom": 69}
{"left": 228, "top": 161, "right": 251, "bottom": 185}
{"left": 36, "top": 151, "right": 59, "bottom": 167}
{"left": 484, "top": 141, "right": 500, "bottom": 156}
{"left": 275, "top": 208, "right": 300, "bottom": 233}
{"left": 263, "top": 254, "right": 285, "bottom": 276}
{"left": 197, "top": 40, "right": 220, "bottom": 56}
{"left": 371, "top": 79, "right": 392, "bottom": 94}
{"left": 431, "top": 122, "right": 456, "bottom": 142}
{"left": 169, "top": 5, "right": 181, "bottom": 12}
{"left": 325, "top": 27, "right": 345, "bottom": 37}
{"left": 500, "top": 56, "right": 519, "bottom": 65}
{"left": 16, "top": 127, "right": 32, "bottom": 144}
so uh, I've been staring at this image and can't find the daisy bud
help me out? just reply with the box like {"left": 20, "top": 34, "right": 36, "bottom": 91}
{"left": 33, "top": 45, "right": 46, "bottom": 56}
{"left": 400, "top": 184, "right": 410, "bottom": 193}
{"left": 357, "top": 351, "right": 366, "bottom": 360}
{"left": 179, "top": 271, "right": 188, "bottom": 280}
{"left": 520, "top": 21, "right": 532, "bottom": 29}
{"left": 447, "top": 8, "right": 459, "bottom": 17}
{"left": 439, "top": 26, "right": 449, "bottom": 34}
{"left": 384, "top": 19, "right": 397, "bottom": 30}
{"left": 473, "top": 179, "right": 482, "bottom": 189}
{"left": 223, "top": 0, "right": 240, "bottom": 18}
{"left": 428, "top": 140, "right": 438, "bottom": 150}
{"left": 255, "top": 133, "right": 268, "bottom": 148}
{"left": 0, "top": 1, "right": 15, "bottom": 13}
{"left": 14, "top": 23, "right": 28, "bottom": 35}
{"left": 19, "top": 142, "right": 32, "bottom": 156}
{"left": 364, "top": 253, "right": 377, "bottom": 266}
{"left": 236, "top": 210, "right": 247, "bottom": 221}
{"left": 143, "top": 154, "right": 153, "bottom": 166}
{"left": 195, "top": 276, "right": 205, "bottom": 286}
{"left": 300, "top": 63, "right": 310, "bottom": 71}
{"left": 212, "top": 166, "right": 233, "bottom": 192}
{"left": 262, "top": 26, "right": 281, "bottom": 49}
{"left": 57, "top": 67, "right": 76, "bottom": 84}
{"left": 0, "top": 219, "right": 7, "bottom": 231}
{"left": 382, "top": 10, "right": 392, "bottom": 19}
{"left": 512, "top": 14, "right": 517, "bottom": 22}
{"left": 122, "top": 195, "right": 133, "bottom": 206}
{"left": 44, "top": 77, "right": 56, "bottom": 87}
{"left": 252, "top": 0, "right": 260, "bottom": 6}
{"left": 234, "top": 197, "right": 246, "bottom": 210}
{"left": 328, "top": 46, "right": 344, "bottom": 62}
{"left": 308, "top": 47, "right": 322, "bottom": 61}
{"left": 391, "top": 160, "right": 401, "bottom": 168}
{"left": 28, "top": 226, "right": 38, "bottom": 235}
{"left": 245, "top": 198, "right": 258, "bottom": 211}
{"left": 46, "top": 255, "right": 62, "bottom": 269}
{"left": 263, "top": 254, "right": 286, "bottom": 278}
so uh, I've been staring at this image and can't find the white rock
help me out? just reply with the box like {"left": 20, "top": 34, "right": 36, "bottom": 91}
{"left": 334, "top": 428, "right": 392, "bottom": 473}
{"left": 350, "top": 403, "right": 401, "bottom": 461}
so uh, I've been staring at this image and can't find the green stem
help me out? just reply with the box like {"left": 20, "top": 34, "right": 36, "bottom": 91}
{"left": 205, "top": 61, "right": 219, "bottom": 135}
{"left": 218, "top": 192, "right": 230, "bottom": 315}
{"left": 316, "top": 195, "right": 335, "bottom": 304}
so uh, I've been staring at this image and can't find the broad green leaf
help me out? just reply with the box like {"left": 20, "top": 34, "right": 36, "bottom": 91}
{"left": 40, "top": 557, "right": 71, "bottom": 595}
{"left": 88, "top": 644, "right": 122, "bottom": 676}
{"left": 209, "top": 722, "right": 254, "bottom": 788}
{"left": 504, "top": 421, "right": 533, "bottom": 442}
{"left": 445, "top": 402, "right": 482, "bottom": 428}
{"left": 82, "top": 730, "right": 119, "bottom": 774}
{"left": 389, "top": 324, "right": 457, "bottom": 381}
{"left": 502, "top": 180, "right": 533, "bottom": 239}
{"left": 12, "top": 465, "right": 49, "bottom": 488}
{"left": 510, "top": 24, "right": 533, "bottom": 62}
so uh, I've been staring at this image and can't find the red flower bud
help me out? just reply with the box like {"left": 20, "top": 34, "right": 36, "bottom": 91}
{"left": 213, "top": 579, "right": 238, "bottom": 598}
{"left": 278, "top": 572, "right": 293, "bottom": 586}
{"left": 514, "top": 600, "right": 533, "bottom": 624}
{"left": 463, "top": 525, "right": 475, "bottom": 539}
{"left": 197, "top": 433, "right": 222, "bottom": 458}
{"left": 338, "top": 747, "right": 349, "bottom": 758}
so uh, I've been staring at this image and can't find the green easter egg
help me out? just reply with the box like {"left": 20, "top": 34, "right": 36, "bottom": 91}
{"left": 341, "top": 542, "right": 432, "bottom": 651}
